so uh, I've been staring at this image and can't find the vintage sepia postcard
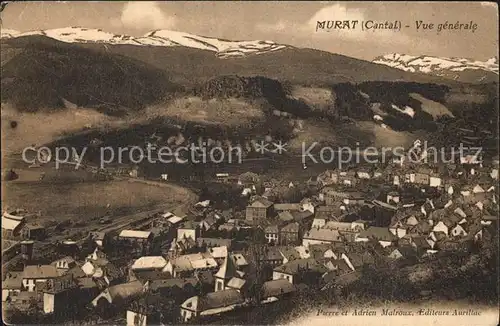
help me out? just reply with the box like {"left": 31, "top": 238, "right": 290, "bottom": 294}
{"left": 1, "top": 1, "right": 499, "bottom": 325}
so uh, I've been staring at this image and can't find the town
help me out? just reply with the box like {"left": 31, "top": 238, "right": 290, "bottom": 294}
{"left": 2, "top": 138, "right": 498, "bottom": 325}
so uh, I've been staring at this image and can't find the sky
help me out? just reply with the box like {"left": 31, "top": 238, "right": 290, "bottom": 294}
{"left": 0, "top": 1, "right": 498, "bottom": 61}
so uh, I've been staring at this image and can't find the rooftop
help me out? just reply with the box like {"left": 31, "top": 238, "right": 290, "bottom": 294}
{"left": 119, "top": 230, "right": 152, "bottom": 239}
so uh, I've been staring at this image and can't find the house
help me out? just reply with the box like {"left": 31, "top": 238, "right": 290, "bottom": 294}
{"left": 273, "top": 203, "right": 301, "bottom": 213}
{"left": 411, "top": 236, "right": 435, "bottom": 251}
{"left": 259, "top": 247, "right": 285, "bottom": 267}
{"left": 387, "top": 191, "right": 400, "bottom": 204}
{"left": 294, "top": 246, "right": 311, "bottom": 259}
{"left": 372, "top": 166, "right": 384, "bottom": 179}
{"left": 450, "top": 224, "right": 468, "bottom": 238}
{"left": 392, "top": 155, "right": 405, "bottom": 167}
{"left": 432, "top": 220, "right": 453, "bottom": 236}
{"left": 177, "top": 221, "right": 200, "bottom": 242}
{"left": 75, "top": 277, "right": 99, "bottom": 301}
{"left": 467, "top": 224, "right": 494, "bottom": 242}
{"left": 86, "top": 247, "right": 107, "bottom": 262}
{"left": 260, "top": 279, "right": 296, "bottom": 304}
{"left": 197, "top": 238, "right": 232, "bottom": 250}
{"left": 272, "top": 258, "right": 327, "bottom": 285}
{"left": 372, "top": 200, "right": 398, "bottom": 212}
{"left": 126, "top": 294, "right": 173, "bottom": 326}
{"left": 163, "top": 253, "right": 218, "bottom": 278}
{"left": 118, "top": 230, "right": 153, "bottom": 244}
{"left": 172, "top": 237, "right": 197, "bottom": 255}
{"left": 21, "top": 222, "right": 46, "bottom": 240}
{"left": 8, "top": 291, "right": 39, "bottom": 312}
{"left": 311, "top": 218, "right": 327, "bottom": 229}
{"left": 199, "top": 216, "right": 218, "bottom": 233}
{"left": 429, "top": 174, "right": 442, "bottom": 188}
{"left": 398, "top": 233, "right": 414, "bottom": 246}
{"left": 180, "top": 289, "right": 246, "bottom": 322}
{"left": 2, "top": 272, "right": 22, "bottom": 302}
{"left": 264, "top": 224, "right": 280, "bottom": 244}
{"left": 321, "top": 270, "right": 362, "bottom": 292}
{"left": 472, "top": 184, "right": 485, "bottom": 193}
{"left": 414, "top": 168, "right": 432, "bottom": 185}
{"left": 42, "top": 274, "right": 79, "bottom": 315}
{"left": 245, "top": 196, "right": 273, "bottom": 221}
{"left": 207, "top": 246, "right": 228, "bottom": 263}
{"left": 324, "top": 190, "right": 364, "bottom": 206}
{"left": 406, "top": 215, "right": 420, "bottom": 226}
{"left": 22, "top": 265, "right": 59, "bottom": 292}
{"left": 81, "top": 259, "right": 123, "bottom": 287}
{"left": 307, "top": 244, "right": 337, "bottom": 261}
{"left": 315, "top": 205, "right": 343, "bottom": 219}
{"left": 131, "top": 256, "right": 168, "bottom": 271}
{"left": 393, "top": 175, "right": 401, "bottom": 186}
{"left": 323, "top": 258, "right": 352, "bottom": 274}
{"left": 300, "top": 198, "right": 320, "bottom": 214}
{"left": 162, "top": 211, "right": 186, "bottom": 227}
{"left": 437, "top": 240, "right": 461, "bottom": 251}
{"left": 278, "top": 211, "right": 294, "bottom": 223}
{"left": 231, "top": 253, "right": 249, "bottom": 270}
{"left": 278, "top": 247, "right": 301, "bottom": 263}
{"left": 51, "top": 256, "right": 77, "bottom": 271}
{"left": 429, "top": 231, "right": 448, "bottom": 243}
{"left": 351, "top": 220, "right": 368, "bottom": 231}
{"left": 129, "top": 268, "right": 171, "bottom": 284}
{"left": 317, "top": 170, "right": 339, "bottom": 186}
{"left": 388, "top": 246, "right": 419, "bottom": 261}
{"left": 306, "top": 175, "right": 323, "bottom": 188}
{"left": 481, "top": 215, "right": 498, "bottom": 226}
{"left": 144, "top": 277, "right": 199, "bottom": 297}
{"left": 302, "top": 228, "right": 343, "bottom": 247}
{"left": 215, "top": 173, "right": 230, "bottom": 182}
{"left": 341, "top": 252, "right": 375, "bottom": 271}
{"left": 280, "top": 222, "right": 301, "bottom": 245}
{"left": 291, "top": 210, "right": 315, "bottom": 227}
{"left": 389, "top": 221, "right": 408, "bottom": 238}
{"left": 214, "top": 256, "right": 239, "bottom": 292}
{"left": 2, "top": 211, "right": 26, "bottom": 238}
{"left": 225, "top": 277, "right": 247, "bottom": 293}
{"left": 88, "top": 231, "right": 109, "bottom": 248}
{"left": 453, "top": 207, "right": 467, "bottom": 219}
{"left": 92, "top": 281, "right": 143, "bottom": 308}
{"left": 238, "top": 171, "right": 260, "bottom": 187}
{"left": 490, "top": 168, "right": 498, "bottom": 180}
{"left": 195, "top": 200, "right": 211, "bottom": 208}
{"left": 355, "top": 227, "right": 397, "bottom": 247}
{"left": 338, "top": 171, "right": 357, "bottom": 186}
{"left": 356, "top": 170, "right": 371, "bottom": 179}
{"left": 323, "top": 221, "right": 352, "bottom": 232}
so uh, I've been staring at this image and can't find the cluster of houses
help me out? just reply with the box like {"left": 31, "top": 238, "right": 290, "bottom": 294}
{"left": 2, "top": 151, "right": 498, "bottom": 324}
{"left": 2, "top": 209, "right": 46, "bottom": 242}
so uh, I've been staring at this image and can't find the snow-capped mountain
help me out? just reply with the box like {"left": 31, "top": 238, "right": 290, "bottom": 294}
{"left": 373, "top": 53, "right": 498, "bottom": 81}
{"left": 0, "top": 27, "right": 287, "bottom": 58}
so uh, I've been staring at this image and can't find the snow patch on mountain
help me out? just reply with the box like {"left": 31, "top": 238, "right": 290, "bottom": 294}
{"left": 391, "top": 104, "right": 415, "bottom": 118}
{"left": 0, "top": 28, "right": 20, "bottom": 39}
{"left": 1, "top": 27, "right": 288, "bottom": 58}
{"left": 373, "top": 53, "right": 499, "bottom": 76}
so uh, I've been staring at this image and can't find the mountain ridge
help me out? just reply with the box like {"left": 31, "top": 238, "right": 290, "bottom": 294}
{"left": 0, "top": 27, "right": 288, "bottom": 58}
{"left": 373, "top": 53, "right": 498, "bottom": 83}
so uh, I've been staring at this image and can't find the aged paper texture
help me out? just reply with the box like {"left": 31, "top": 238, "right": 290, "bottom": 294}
{"left": 1, "top": 1, "right": 498, "bottom": 325}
